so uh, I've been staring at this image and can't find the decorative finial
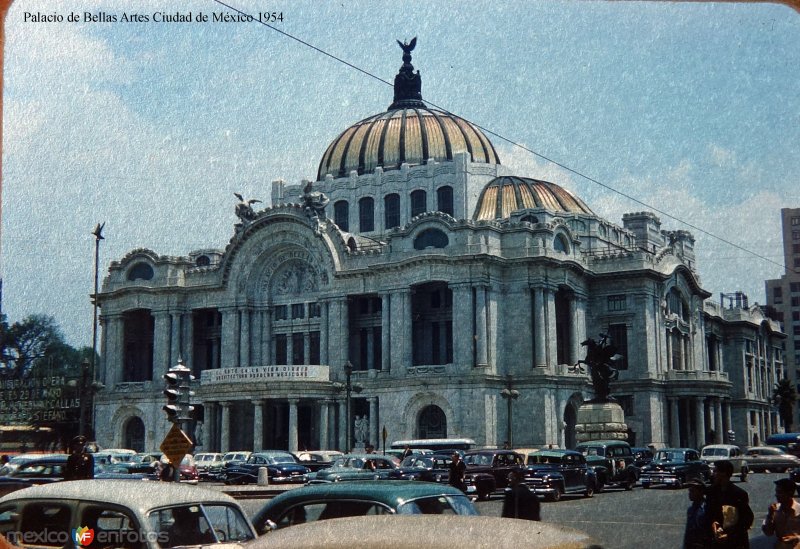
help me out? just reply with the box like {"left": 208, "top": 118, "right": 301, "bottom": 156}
{"left": 389, "top": 37, "right": 424, "bottom": 109}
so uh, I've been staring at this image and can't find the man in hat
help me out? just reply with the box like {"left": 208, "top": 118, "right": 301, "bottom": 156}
{"left": 705, "top": 460, "right": 753, "bottom": 548}
{"left": 762, "top": 477, "right": 800, "bottom": 548}
{"left": 64, "top": 436, "right": 94, "bottom": 480}
{"left": 684, "top": 477, "right": 712, "bottom": 549}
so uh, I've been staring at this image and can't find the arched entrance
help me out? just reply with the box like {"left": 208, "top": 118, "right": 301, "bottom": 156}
{"left": 124, "top": 417, "right": 145, "bottom": 452}
{"left": 417, "top": 405, "right": 447, "bottom": 439}
{"left": 564, "top": 403, "right": 577, "bottom": 449}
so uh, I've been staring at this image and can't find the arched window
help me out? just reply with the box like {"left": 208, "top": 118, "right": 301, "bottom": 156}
{"left": 554, "top": 234, "right": 570, "bottom": 254}
{"left": 436, "top": 186, "right": 454, "bottom": 216}
{"left": 127, "top": 262, "right": 154, "bottom": 281}
{"left": 384, "top": 194, "right": 400, "bottom": 229}
{"left": 124, "top": 417, "right": 145, "bottom": 452}
{"left": 359, "top": 197, "right": 374, "bottom": 232}
{"left": 418, "top": 405, "right": 447, "bottom": 439}
{"left": 195, "top": 255, "right": 210, "bottom": 267}
{"left": 520, "top": 214, "right": 539, "bottom": 224}
{"left": 413, "top": 228, "right": 449, "bottom": 250}
{"left": 410, "top": 190, "right": 427, "bottom": 218}
{"left": 334, "top": 200, "right": 349, "bottom": 232}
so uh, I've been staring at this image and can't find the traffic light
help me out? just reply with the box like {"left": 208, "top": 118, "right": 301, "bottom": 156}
{"left": 162, "top": 359, "right": 195, "bottom": 424}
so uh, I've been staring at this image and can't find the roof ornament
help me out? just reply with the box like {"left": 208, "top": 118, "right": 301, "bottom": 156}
{"left": 300, "top": 180, "right": 330, "bottom": 235}
{"left": 389, "top": 37, "right": 424, "bottom": 109}
{"left": 234, "top": 192, "right": 261, "bottom": 225}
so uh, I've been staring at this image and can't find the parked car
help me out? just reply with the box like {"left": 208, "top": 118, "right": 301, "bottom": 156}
{"left": 0, "top": 480, "right": 257, "bottom": 549}
{"left": 639, "top": 448, "right": 711, "bottom": 489}
{"left": 296, "top": 451, "right": 344, "bottom": 472}
{"left": 194, "top": 452, "right": 225, "bottom": 480}
{"left": 249, "top": 515, "right": 600, "bottom": 549}
{"left": 522, "top": 449, "right": 597, "bottom": 501}
{"left": 743, "top": 446, "right": 800, "bottom": 473}
{"left": 92, "top": 448, "right": 137, "bottom": 465}
{"left": 222, "top": 450, "right": 252, "bottom": 467}
{"left": 574, "top": 440, "right": 639, "bottom": 491}
{"left": 310, "top": 454, "right": 402, "bottom": 483}
{"left": 0, "top": 455, "right": 68, "bottom": 497}
{"left": 223, "top": 451, "right": 309, "bottom": 485}
{"left": 397, "top": 454, "right": 452, "bottom": 482}
{"left": 701, "top": 444, "right": 749, "bottom": 481}
{"left": 462, "top": 449, "right": 525, "bottom": 500}
{"left": 125, "top": 451, "right": 163, "bottom": 475}
{"left": 631, "top": 447, "right": 655, "bottom": 469}
{"left": 175, "top": 454, "right": 200, "bottom": 483}
{"left": 251, "top": 480, "right": 478, "bottom": 534}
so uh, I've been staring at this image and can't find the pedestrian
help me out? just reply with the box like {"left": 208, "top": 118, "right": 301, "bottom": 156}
{"left": 684, "top": 478, "right": 712, "bottom": 549}
{"left": 159, "top": 457, "right": 176, "bottom": 482}
{"left": 448, "top": 451, "right": 467, "bottom": 493}
{"left": 501, "top": 469, "right": 540, "bottom": 521}
{"left": 705, "top": 460, "right": 753, "bottom": 548}
{"left": 64, "top": 435, "right": 94, "bottom": 480}
{"left": 401, "top": 445, "right": 413, "bottom": 460}
{"left": 762, "top": 477, "right": 800, "bottom": 548}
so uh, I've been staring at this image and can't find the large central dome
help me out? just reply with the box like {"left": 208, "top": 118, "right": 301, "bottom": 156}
{"left": 317, "top": 39, "right": 500, "bottom": 181}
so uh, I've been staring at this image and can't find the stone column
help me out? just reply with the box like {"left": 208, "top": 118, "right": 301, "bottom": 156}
{"left": 203, "top": 402, "right": 214, "bottom": 450}
{"left": 533, "top": 287, "right": 546, "bottom": 368}
{"left": 287, "top": 332, "right": 294, "bottom": 366}
{"left": 182, "top": 311, "right": 194, "bottom": 371}
{"left": 240, "top": 308, "right": 251, "bottom": 368}
{"left": 369, "top": 397, "right": 378, "bottom": 447}
{"left": 714, "top": 399, "right": 724, "bottom": 443}
{"left": 338, "top": 400, "right": 347, "bottom": 451}
{"left": 574, "top": 297, "right": 587, "bottom": 365}
{"left": 319, "top": 400, "right": 330, "bottom": 449}
{"left": 304, "top": 332, "right": 311, "bottom": 365}
{"left": 170, "top": 312, "right": 182, "bottom": 367}
{"left": 451, "top": 285, "right": 472, "bottom": 368}
{"left": 253, "top": 401, "right": 264, "bottom": 452}
{"left": 153, "top": 311, "right": 171, "bottom": 376}
{"left": 670, "top": 398, "right": 681, "bottom": 447}
{"left": 381, "top": 294, "right": 391, "bottom": 371}
{"left": 262, "top": 307, "right": 273, "bottom": 365}
{"left": 320, "top": 301, "right": 329, "bottom": 366}
{"left": 475, "top": 286, "right": 488, "bottom": 367}
{"left": 569, "top": 298, "right": 581, "bottom": 365}
{"left": 220, "top": 402, "right": 231, "bottom": 453}
{"left": 220, "top": 308, "right": 238, "bottom": 369}
{"left": 288, "top": 399, "right": 299, "bottom": 453}
{"left": 695, "top": 398, "right": 706, "bottom": 449}
{"left": 251, "top": 309, "right": 263, "bottom": 366}
{"left": 545, "top": 288, "right": 557, "bottom": 366}
{"left": 366, "top": 328, "right": 374, "bottom": 370}
{"left": 402, "top": 291, "right": 412, "bottom": 368}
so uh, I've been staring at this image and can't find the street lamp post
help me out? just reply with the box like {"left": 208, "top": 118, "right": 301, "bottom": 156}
{"left": 343, "top": 361, "right": 363, "bottom": 452}
{"left": 500, "top": 375, "right": 520, "bottom": 447}
{"left": 79, "top": 359, "right": 90, "bottom": 436}
{"left": 89, "top": 222, "right": 105, "bottom": 438}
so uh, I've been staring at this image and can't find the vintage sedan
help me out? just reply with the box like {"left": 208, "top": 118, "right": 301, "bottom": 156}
{"left": 574, "top": 440, "right": 639, "bottom": 491}
{"left": 0, "top": 480, "right": 256, "bottom": 549}
{"left": 223, "top": 451, "right": 309, "bottom": 485}
{"left": 194, "top": 452, "right": 225, "bottom": 480}
{"left": 296, "top": 451, "right": 344, "bottom": 472}
{"left": 397, "top": 455, "right": 452, "bottom": 482}
{"left": 462, "top": 449, "right": 525, "bottom": 500}
{"left": 743, "top": 446, "right": 800, "bottom": 473}
{"left": 639, "top": 448, "right": 710, "bottom": 488}
{"left": 701, "top": 444, "right": 749, "bottom": 481}
{"left": 251, "top": 481, "right": 478, "bottom": 534}
{"left": 309, "top": 454, "right": 402, "bottom": 483}
{"left": 522, "top": 449, "right": 597, "bottom": 501}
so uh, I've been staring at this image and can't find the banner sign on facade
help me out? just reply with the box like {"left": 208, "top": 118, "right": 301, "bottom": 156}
{"left": 0, "top": 376, "right": 81, "bottom": 424}
{"left": 200, "top": 365, "right": 329, "bottom": 385}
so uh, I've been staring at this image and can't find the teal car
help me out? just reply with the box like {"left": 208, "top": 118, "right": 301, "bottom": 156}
{"left": 251, "top": 480, "right": 478, "bottom": 534}
{"left": 309, "top": 453, "right": 402, "bottom": 483}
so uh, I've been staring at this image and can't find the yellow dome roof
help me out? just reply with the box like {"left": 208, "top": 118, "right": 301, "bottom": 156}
{"left": 473, "top": 176, "right": 593, "bottom": 221}
{"left": 317, "top": 107, "right": 500, "bottom": 180}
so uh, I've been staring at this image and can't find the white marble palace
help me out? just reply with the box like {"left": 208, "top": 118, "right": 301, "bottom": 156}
{"left": 93, "top": 42, "right": 786, "bottom": 453}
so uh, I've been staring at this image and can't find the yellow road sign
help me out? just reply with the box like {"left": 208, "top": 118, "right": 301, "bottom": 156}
{"left": 160, "top": 423, "right": 193, "bottom": 466}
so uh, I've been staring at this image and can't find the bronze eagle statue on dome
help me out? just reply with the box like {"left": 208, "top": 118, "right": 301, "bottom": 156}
{"left": 397, "top": 37, "right": 416, "bottom": 54}
{"left": 234, "top": 192, "right": 261, "bottom": 223}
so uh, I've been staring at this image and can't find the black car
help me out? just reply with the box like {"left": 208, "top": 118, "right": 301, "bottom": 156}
{"left": 522, "top": 449, "right": 597, "bottom": 501}
{"left": 631, "top": 447, "right": 654, "bottom": 468}
{"left": 639, "top": 448, "right": 710, "bottom": 489}
{"left": 462, "top": 450, "right": 524, "bottom": 500}
{"left": 574, "top": 440, "right": 639, "bottom": 491}
{"left": 397, "top": 455, "right": 452, "bottom": 483}
{"left": 223, "top": 451, "right": 309, "bottom": 485}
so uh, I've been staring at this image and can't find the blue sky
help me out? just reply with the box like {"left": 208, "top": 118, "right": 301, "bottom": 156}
{"left": 2, "top": 0, "right": 798, "bottom": 346}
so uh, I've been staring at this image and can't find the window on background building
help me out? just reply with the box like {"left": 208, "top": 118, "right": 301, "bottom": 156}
{"left": 410, "top": 190, "right": 427, "bottom": 218}
{"left": 794, "top": 258, "right": 800, "bottom": 268}
{"left": 793, "top": 311, "right": 800, "bottom": 322}
{"left": 310, "top": 331, "right": 320, "bottom": 364}
{"left": 334, "top": 200, "right": 349, "bottom": 231}
{"left": 554, "top": 234, "right": 570, "bottom": 254}
{"left": 792, "top": 297, "right": 800, "bottom": 307}
{"left": 292, "top": 333, "right": 304, "bottom": 365}
{"left": 791, "top": 283, "right": 800, "bottom": 293}
{"left": 309, "top": 302, "right": 321, "bottom": 318}
{"left": 607, "top": 324, "right": 628, "bottom": 370}
{"left": 291, "top": 304, "right": 305, "bottom": 319}
{"left": 436, "top": 186, "right": 454, "bottom": 216}
{"left": 127, "top": 262, "right": 154, "bottom": 281}
{"left": 792, "top": 217, "right": 800, "bottom": 226}
{"left": 608, "top": 295, "right": 627, "bottom": 312}
{"left": 794, "top": 244, "right": 800, "bottom": 254}
{"left": 359, "top": 197, "right": 374, "bottom": 232}
{"left": 384, "top": 194, "right": 400, "bottom": 229}
{"left": 274, "top": 305, "right": 288, "bottom": 321}
{"left": 774, "top": 287, "right": 784, "bottom": 303}
{"left": 793, "top": 231, "right": 800, "bottom": 241}
{"left": 275, "top": 334, "right": 287, "bottom": 365}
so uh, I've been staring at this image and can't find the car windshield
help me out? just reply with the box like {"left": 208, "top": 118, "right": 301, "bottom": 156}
{"left": 402, "top": 457, "right": 433, "bottom": 468}
{"left": 396, "top": 495, "right": 478, "bottom": 516}
{"left": 264, "top": 454, "right": 296, "bottom": 464}
{"left": 577, "top": 447, "right": 605, "bottom": 457}
{"left": 148, "top": 503, "right": 254, "bottom": 548}
{"left": 702, "top": 448, "right": 729, "bottom": 457}
{"left": 462, "top": 454, "right": 492, "bottom": 466}
{"left": 655, "top": 451, "right": 685, "bottom": 461}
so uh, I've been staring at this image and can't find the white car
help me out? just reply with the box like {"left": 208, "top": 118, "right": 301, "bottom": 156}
{"left": 0, "top": 480, "right": 256, "bottom": 549}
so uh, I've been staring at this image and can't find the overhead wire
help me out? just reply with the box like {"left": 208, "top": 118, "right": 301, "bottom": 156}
{"left": 211, "top": 0, "right": 788, "bottom": 273}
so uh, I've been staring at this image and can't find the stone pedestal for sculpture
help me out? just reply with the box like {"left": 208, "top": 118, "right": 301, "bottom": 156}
{"left": 575, "top": 401, "right": 628, "bottom": 442}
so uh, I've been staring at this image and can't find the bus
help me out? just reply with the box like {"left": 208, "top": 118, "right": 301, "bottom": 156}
{"left": 390, "top": 438, "right": 477, "bottom": 452}
{"left": 766, "top": 433, "right": 800, "bottom": 457}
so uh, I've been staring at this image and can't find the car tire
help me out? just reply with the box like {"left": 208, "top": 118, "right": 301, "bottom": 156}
{"left": 673, "top": 477, "right": 683, "bottom": 490}
{"left": 740, "top": 469, "right": 748, "bottom": 482}
{"left": 549, "top": 486, "right": 563, "bottom": 502}
{"left": 584, "top": 483, "right": 594, "bottom": 498}
{"left": 642, "top": 482, "right": 650, "bottom": 489}
{"left": 477, "top": 487, "right": 490, "bottom": 501}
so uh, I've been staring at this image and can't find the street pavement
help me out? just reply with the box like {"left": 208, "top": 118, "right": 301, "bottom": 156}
{"left": 234, "top": 472, "right": 785, "bottom": 548}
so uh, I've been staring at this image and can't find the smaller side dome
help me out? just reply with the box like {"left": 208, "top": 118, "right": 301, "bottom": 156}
{"left": 473, "top": 176, "right": 593, "bottom": 221}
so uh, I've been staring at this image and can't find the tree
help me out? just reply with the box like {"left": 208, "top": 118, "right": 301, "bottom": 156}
{"left": 0, "top": 314, "right": 72, "bottom": 380}
{"left": 773, "top": 378, "right": 798, "bottom": 432}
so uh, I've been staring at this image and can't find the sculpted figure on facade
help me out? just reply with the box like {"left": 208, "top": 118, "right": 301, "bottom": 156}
{"left": 234, "top": 192, "right": 261, "bottom": 224}
{"left": 300, "top": 181, "right": 330, "bottom": 235}
{"left": 571, "top": 333, "right": 623, "bottom": 402}
{"left": 354, "top": 414, "right": 369, "bottom": 445}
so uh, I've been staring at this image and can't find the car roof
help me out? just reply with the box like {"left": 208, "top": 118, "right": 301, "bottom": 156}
{"left": 0, "top": 479, "right": 240, "bottom": 512}
{"left": 262, "top": 481, "right": 467, "bottom": 508}
{"left": 656, "top": 448, "right": 696, "bottom": 452}
{"left": 701, "top": 444, "right": 738, "bottom": 450}
{"left": 464, "top": 449, "right": 519, "bottom": 455}
{"left": 533, "top": 450, "right": 581, "bottom": 458}
{"left": 251, "top": 515, "right": 599, "bottom": 549}
{"left": 575, "top": 440, "right": 630, "bottom": 447}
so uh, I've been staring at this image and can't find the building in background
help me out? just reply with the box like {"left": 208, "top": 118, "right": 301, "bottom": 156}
{"left": 92, "top": 44, "right": 785, "bottom": 453}
{"left": 766, "top": 207, "right": 800, "bottom": 425}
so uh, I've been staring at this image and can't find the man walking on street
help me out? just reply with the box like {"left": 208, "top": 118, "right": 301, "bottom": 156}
{"left": 762, "top": 477, "right": 800, "bottom": 548}
{"left": 501, "top": 469, "right": 540, "bottom": 521}
{"left": 448, "top": 451, "right": 467, "bottom": 493}
{"left": 705, "top": 460, "right": 753, "bottom": 548}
